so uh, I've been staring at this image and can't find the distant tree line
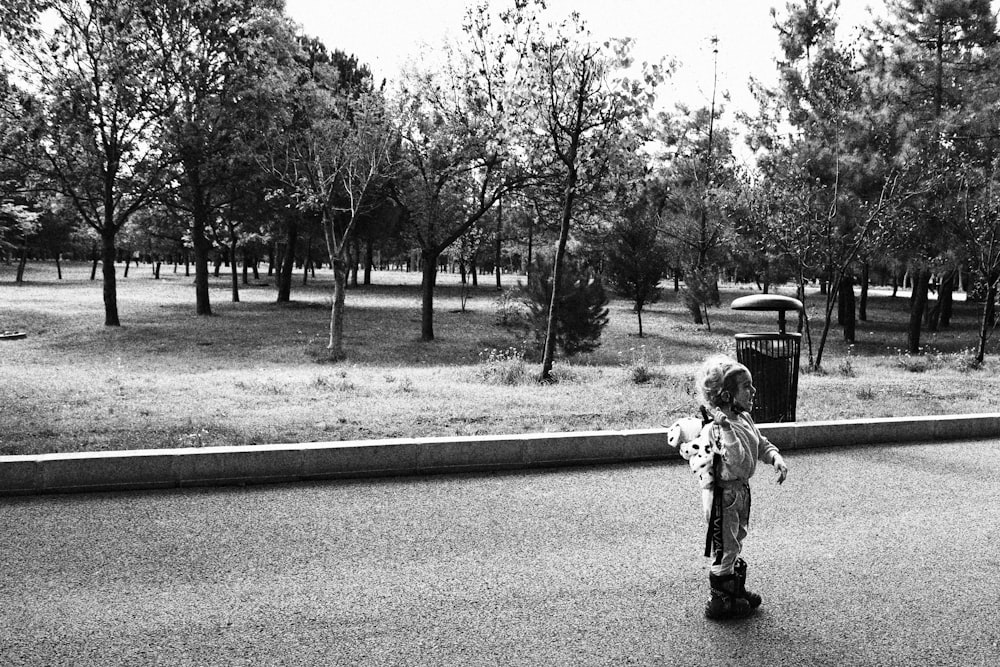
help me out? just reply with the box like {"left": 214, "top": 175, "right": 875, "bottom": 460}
{"left": 4, "top": 0, "right": 1000, "bottom": 369}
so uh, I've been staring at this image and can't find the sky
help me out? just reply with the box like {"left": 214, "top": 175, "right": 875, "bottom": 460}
{"left": 284, "top": 0, "right": 881, "bottom": 123}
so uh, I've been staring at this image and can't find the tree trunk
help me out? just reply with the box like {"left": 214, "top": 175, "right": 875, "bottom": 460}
{"left": 836, "top": 276, "right": 845, "bottom": 325}
{"left": 351, "top": 236, "right": 360, "bottom": 288}
{"left": 907, "top": 269, "right": 931, "bottom": 353}
{"left": 277, "top": 220, "right": 297, "bottom": 303}
{"left": 189, "top": 174, "right": 213, "bottom": 316}
{"left": 637, "top": 307, "right": 644, "bottom": 337}
{"left": 15, "top": 238, "right": 27, "bottom": 283}
{"left": 101, "top": 229, "right": 120, "bottom": 326}
{"left": 526, "top": 213, "right": 534, "bottom": 278}
{"left": 685, "top": 287, "right": 704, "bottom": 325}
{"left": 926, "top": 300, "right": 941, "bottom": 331}
{"left": 229, "top": 239, "right": 239, "bottom": 303}
{"left": 302, "top": 232, "right": 311, "bottom": 286}
{"left": 364, "top": 238, "right": 373, "bottom": 286}
{"left": 540, "top": 173, "right": 577, "bottom": 381}
{"left": 420, "top": 249, "right": 438, "bottom": 341}
{"left": 840, "top": 274, "right": 855, "bottom": 343}
{"left": 939, "top": 269, "right": 955, "bottom": 327}
{"left": 797, "top": 276, "right": 815, "bottom": 369}
{"left": 976, "top": 279, "right": 997, "bottom": 363}
{"left": 859, "top": 263, "right": 869, "bottom": 321}
{"left": 328, "top": 253, "right": 348, "bottom": 359}
{"left": 56, "top": 254, "right": 62, "bottom": 280}
{"left": 813, "top": 276, "right": 839, "bottom": 371}
{"left": 495, "top": 194, "right": 503, "bottom": 290}
{"left": 193, "top": 235, "right": 211, "bottom": 315}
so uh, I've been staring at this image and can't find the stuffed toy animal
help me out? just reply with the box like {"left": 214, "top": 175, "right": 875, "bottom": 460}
{"left": 668, "top": 416, "right": 723, "bottom": 522}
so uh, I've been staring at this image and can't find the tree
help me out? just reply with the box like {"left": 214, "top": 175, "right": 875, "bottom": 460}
{"left": 0, "top": 198, "right": 40, "bottom": 280}
{"left": 513, "top": 3, "right": 665, "bottom": 379}
{"left": 656, "top": 102, "right": 735, "bottom": 327}
{"left": 744, "top": 0, "right": 918, "bottom": 369}
{"left": 605, "top": 185, "right": 670, "bottom": 337}
{"left": 524, "top": 253, "right": 609, "bottom": 357}
{"left": 0, "top": 0, "right": 51, "bottom": 44}
{"left": 957, "top": 156, "right": 1000, "bottom": 363}
{"left": 142, "top": 0, "right": 294, "bottom": 316}
{"left": 1, "top": 1, "right": 50, "bottom": 253}
{"left": 393, "top": 4, "right": 527, "bottom": 342}
{"left": 260, "top": 34, "right": 394, "bottom": 358}
{"left": 873, "top": 0, "right": 998, "bottom": 352}
{"left": 731, "top": 161, "right": 825, "bottom": 364}
{"left": 951, "top": 39, "right": 1000, "bottom": 363}
{"left": 11, "top": 0, "right": 172, "bottom": 326}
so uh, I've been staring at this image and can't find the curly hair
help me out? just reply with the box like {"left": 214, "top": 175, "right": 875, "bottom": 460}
{"left": 696, "top": 354, "right": 750, "bottom": 409}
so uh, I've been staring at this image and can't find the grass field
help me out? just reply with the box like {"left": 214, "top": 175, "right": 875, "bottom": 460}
{"left": 3, "top": 260, "right": 999, "bottom": 456}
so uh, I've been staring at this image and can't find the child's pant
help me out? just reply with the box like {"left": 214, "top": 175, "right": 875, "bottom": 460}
{"left": 708, "top": 479, "right": 750, "bottom": 576}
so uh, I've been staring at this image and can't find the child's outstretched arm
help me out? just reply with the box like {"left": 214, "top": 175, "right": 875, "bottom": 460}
{"left": 754, "top": 425, "right": 788, "bottom": 484}
{"left": 772, "top": 453, "right": 788, "bottom": 484}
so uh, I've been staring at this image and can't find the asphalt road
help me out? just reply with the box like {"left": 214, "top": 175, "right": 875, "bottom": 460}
{"left": 2, "top": 439, "right": 999, "bottom": 666}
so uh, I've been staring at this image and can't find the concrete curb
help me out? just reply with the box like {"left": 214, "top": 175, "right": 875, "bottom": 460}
{"left": 3, "top": 413, "right": 1000, "bottom": 496}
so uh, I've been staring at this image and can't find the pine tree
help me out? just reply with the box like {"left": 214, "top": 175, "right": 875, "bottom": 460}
{"left": 605, "top": 211, "right": 669, "bottom": 337}
{"left": 525, "top": 254, "right": 609, "bottom": 358}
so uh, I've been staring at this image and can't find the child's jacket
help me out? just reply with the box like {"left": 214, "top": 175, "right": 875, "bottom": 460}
{"left": 716, "top": 412, "right": 781, "bottom": 483}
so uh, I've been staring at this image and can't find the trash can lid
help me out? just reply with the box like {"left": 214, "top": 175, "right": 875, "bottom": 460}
{"left": 730, "top": 294, "right": 803, "bottom": 312}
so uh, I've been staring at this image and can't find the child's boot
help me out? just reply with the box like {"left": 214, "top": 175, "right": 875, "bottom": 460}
{"left": 705, "top": 573, "right": 753, "bottom": 620}
{"left": 733, "top": 558, "right": 762, "bottom": 610}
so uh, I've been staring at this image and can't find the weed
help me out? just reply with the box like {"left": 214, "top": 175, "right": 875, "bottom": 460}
{"left": 544, "top": 363, "right": 581, "bottom": 384}
{"left": 494, "top": 288, "right": 530, "bottom": 327}
{"left": 856, "top": 387, "right": 877, "bottom": 400}
{"left": 837, "top": 346, "right": 856, "bottom": 378}
{"left": 950, "top": 348, "right": 983, "bottom": 373}
{"left": 892, "top": 348, "right": 941, "bottom": 373}
{"left": 477, "top": 347, "right": 527, "bottom": 385}
{"left": 180, "top": 428, "right": 210, "bottom": 447}
{"left": 629, "top": 365, "right": 653, "bottom": 384}
{"left": 620, "top": 345, "right": 657, "bottom": 384}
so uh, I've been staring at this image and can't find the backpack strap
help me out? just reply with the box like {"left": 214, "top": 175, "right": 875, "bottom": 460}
{"left": 704, "top": 428, "right": 724, "bottom": 558}
{"left": 699, "top": 405, "right": 712, "bottom": 426}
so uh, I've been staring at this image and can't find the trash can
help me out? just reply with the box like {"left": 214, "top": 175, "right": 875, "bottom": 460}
{"left": 731, "top": 295, "right": 803, "bottom": 424}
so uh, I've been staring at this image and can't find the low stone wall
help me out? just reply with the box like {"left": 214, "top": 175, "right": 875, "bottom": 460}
{"left": 3, "top": 413, "right": 999, "bottom": 496}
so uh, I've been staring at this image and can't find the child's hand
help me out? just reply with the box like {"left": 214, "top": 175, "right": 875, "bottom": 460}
{"left": 773, "top": 456, "right": 788, "bottom": 484}
{"left": 713, "top": 409, "right": 730, "bottom": 428}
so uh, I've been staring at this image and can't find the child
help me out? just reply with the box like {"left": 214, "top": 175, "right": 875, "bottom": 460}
{"left": 695, "top": 354, "right": 788, "bottom": 620}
